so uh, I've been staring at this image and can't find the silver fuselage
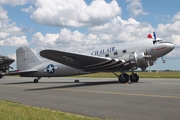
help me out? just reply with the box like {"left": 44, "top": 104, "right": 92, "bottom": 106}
{"left": 20, "top": 38, "right": 174, "bottom": 77}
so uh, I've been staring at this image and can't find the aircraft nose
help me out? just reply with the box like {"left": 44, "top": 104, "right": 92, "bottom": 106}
{"left": 7, "top": 58, "right": 15, "bottom": 63}
{"left": 167, "top": 42, "right": 175, "bottom": 51}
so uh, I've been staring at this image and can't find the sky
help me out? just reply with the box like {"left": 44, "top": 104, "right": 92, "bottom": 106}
{"left": 0, "top": 0, "right": 180, "bottom": 70}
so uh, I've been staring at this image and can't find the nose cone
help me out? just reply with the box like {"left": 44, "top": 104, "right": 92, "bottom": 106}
{"left": 167, "top": 42, "right": 175, "bottom": 52}
{"left": 5, "top": 57, "right": 15, "bottom": 65}
{"left": 8, "top": 58, "right": 15, "bottom": 64}
{"left": 147, "top": 42, "right": 175, "bottom": 59}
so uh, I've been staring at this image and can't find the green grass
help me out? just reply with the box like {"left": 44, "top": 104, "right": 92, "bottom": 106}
{"left": 75, "top": 71, "right": 180, "bottom": 78}
{"left": 0, "top": 100, "right": 100, "bottom": 120}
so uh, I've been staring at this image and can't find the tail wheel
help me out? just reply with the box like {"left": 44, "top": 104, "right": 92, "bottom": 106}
{"left": 34, "top": 79, "right": 39, "bottom": 83}
{"left": 130, "top": 73, "right": 139, "bottom": 82}
{"left": 118, "top": 73, "right": 129, "bottom": 83}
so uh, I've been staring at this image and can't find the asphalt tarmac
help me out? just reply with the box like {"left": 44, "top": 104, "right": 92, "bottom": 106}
{"left": 0, "top": 76, "right": 180, "bottom": 120}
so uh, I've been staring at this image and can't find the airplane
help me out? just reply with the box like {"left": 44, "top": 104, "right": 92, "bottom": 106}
{"left": 0, "top": 55, "right": 14, "bottom": 78}
{"left": 9, "top": 32, "right": 174, "bottom": 83}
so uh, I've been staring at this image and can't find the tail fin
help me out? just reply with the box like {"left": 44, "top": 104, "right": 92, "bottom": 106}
{"left": 16, "top": 47, "right": 42, "bottom": 70}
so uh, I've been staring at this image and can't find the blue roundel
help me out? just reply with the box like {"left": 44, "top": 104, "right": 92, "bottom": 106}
{"left": 46, "top": 64, "right": 55, "bottom": 74}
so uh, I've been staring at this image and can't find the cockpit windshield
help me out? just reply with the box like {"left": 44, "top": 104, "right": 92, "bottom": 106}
{"left": 153, "top": 38, "right": 163, "bottom": 44}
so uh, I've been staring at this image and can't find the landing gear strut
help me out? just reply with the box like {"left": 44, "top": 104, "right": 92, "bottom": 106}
{"left": 34, "top": 77, "right": 41, "bottom": 83}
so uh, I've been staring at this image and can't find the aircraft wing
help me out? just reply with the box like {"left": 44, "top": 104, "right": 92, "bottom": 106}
{"left": 40, "top": 50, "right": 125, "bottom": 72}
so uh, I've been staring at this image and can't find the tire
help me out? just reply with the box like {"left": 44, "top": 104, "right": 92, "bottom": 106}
{"left": 118, "top": 74, "right": 129, "bottom": 83}
{"left": 34, "top": 79, "right": 38, "bottom": 83}
{"left": 130, "top": 74, "right": 139, "bottom": 82}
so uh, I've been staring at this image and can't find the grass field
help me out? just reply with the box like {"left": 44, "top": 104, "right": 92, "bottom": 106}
{"left": 0, "top": 100, "right": 100, "bottom": 120}
{"left": 75, "top": 71, "right": 180, "bottom": 78}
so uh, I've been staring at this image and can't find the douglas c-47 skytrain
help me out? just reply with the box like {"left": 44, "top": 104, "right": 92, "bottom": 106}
{"left": 9, "top": 32, "right": 174, "bottom": 83}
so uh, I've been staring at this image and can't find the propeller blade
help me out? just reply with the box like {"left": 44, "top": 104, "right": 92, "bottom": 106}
{"left": 161, "top": 57, "right": 166, "bottom": 63}
{"left": 10, "top": 66, "right": 13, "bottom": 69}
{"left": 147, "top": 60, "right": 151, "bottom": 73}
{"left": 154, "top": 61, "right": 158, "bottom": 74}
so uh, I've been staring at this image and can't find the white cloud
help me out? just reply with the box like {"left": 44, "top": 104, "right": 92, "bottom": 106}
{"left": 0, "top": 0, "right": 28, "bottom": 6}
{"left": 54, "top": 28, "right": 99, "bottom": 52}
{"left": 0, "top": 36, "right": 29, "bottom": 46}
{"left": 30, "top": 28, "right": 103, "bottom": 53}
{"left": 22, "top": 5, "right": 35, "bottom": 14}
{"left": 0, "top": 5, "right": 29, "bottom": 47}
{"left": 30, "top": 16, "right": 154, "bottom": 53}
{"left": 89, "top": 16, "right": 153, "bottom": 42}
{"left": 0, "top": 21, "right": 26, "bottom": 40}
{"left": 172, "top": 35, "right": 180, "bottom": 47}
{"left": 30, "top": 0, "right": 121, "bottom": 27}
{"left": 172, "top": 12, "right": 180, "bottom": 22}
{"left": 156, "top": 22, "right": 180, "bottom": 38}
{"left": 31, "top": 32, "right": 59, "bottom": 48}
{"left": 0, "top": 6, "right": 8, "bottom": 20}
{"left": 55, "top": 29, "right": 86, "bottom": 45}
{"left": 126, "top": 0, "right": 148, "bottom": 18}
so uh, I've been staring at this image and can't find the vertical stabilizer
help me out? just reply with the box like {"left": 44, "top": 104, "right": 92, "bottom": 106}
{"left": 16, "top": 47, "right": 42, "bottom": 70}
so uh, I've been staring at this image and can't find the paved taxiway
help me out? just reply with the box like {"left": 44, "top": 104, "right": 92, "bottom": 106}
{"left": 0, "top": 76, "right": 180, "bottom": 120}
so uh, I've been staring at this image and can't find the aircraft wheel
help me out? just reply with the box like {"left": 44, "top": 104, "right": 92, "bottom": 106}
{"left": 0, "top": 74, "right": 2, "bottom": 79}
{"left": 130, "top": 73, "right": 139, "bottom": 82}
{"left": 118, "top": 73, "right": 129, "bottom": 83}
{"left": 34, "top": 79, "right": 39, "bottom": 83}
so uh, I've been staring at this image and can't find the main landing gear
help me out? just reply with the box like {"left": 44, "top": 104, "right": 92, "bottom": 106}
{"left": 34, "top": 77, "right": 41, "bottom": 83}
{"left": 114, "top": 71, "right": 139, "bottom": 83}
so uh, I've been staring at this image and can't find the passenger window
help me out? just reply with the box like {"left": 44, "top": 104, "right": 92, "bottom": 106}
{"left": 105, "top": 54, "right": 109, "bottom": 57}
{"left": 122, "top": 50, "right": 127, "bottom": 53}
{"left": 114, "top": 51, "right": 118, "bottom": 55}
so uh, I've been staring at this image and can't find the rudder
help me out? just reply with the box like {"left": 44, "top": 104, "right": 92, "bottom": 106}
{"left": 16, "top": 47, "right": 42, "bottom": 70}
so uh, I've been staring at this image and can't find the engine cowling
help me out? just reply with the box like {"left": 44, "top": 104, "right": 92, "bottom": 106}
{"left": 121, "top": 52, "right": 154, "bottom": 71}
{"left": 129, "top": 52, "right": 146, "bottom": 66}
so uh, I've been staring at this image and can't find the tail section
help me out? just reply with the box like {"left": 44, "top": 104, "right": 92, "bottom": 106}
{"left": 16, "top": 47, "right": 42, "bottom": 70}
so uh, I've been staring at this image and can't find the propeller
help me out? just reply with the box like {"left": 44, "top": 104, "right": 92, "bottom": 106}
{"left": 10, "top": 66, "right": 13, "bottom": 69}
{"left": 147, "top": 60, "right": 151, "bottom": 73}
{"left": 161, "top": 57, "right": 166, "bottom": 63}
{"left": 147, "top": 60, "right": 159, "bottom": 74}
{"left": 154, "top": 60, "right": 158, "bottom": 74}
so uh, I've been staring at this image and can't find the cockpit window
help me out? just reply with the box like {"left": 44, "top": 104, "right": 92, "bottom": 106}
{"left": 153, "top": 38, "right": 163, "bottom": 44}
{"left": 157, "top": 40, "right": 163, "bottom": 43}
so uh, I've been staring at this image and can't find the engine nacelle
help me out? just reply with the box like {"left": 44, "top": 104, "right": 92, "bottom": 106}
{"left": 129, "top": 52, "right": 146, "bottom": 67}
{"left": 121, "top": 52, "right": 154, "bottom": 71}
